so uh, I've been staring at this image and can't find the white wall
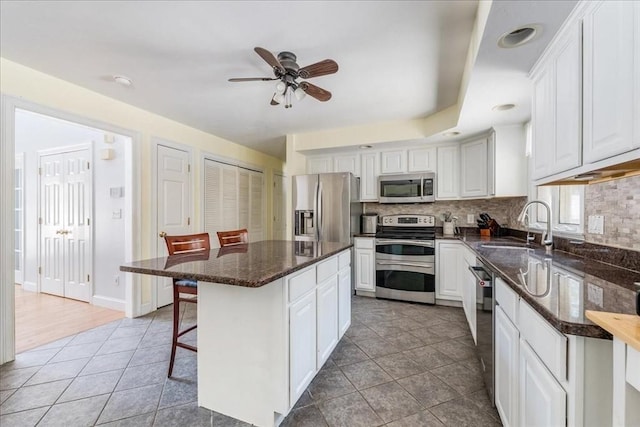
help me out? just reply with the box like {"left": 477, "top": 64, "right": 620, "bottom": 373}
{"left": 15, "top": 109, "right": 128, "bottom": 302}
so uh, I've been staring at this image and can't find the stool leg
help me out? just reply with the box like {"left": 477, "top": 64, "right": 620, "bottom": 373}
{"left": 168, "top": 285, "right": 180, "bottom": 377}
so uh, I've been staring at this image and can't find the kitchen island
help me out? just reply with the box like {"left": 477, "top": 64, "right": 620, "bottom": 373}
{"left": 120, "top": 240, "right": 353, "bottom": 427}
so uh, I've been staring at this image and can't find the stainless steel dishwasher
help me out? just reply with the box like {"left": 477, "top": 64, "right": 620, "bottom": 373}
{"left": 469, "top": 259, "right": 495, "bottom": 405}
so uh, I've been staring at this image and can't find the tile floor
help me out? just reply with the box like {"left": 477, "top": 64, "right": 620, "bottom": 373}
{"left": 0, "top": 296, "right": 501, "bottom": 426}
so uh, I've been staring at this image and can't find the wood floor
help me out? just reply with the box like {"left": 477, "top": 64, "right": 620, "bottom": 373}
{"left": 14, "top": 285, "right": 124, "bottom": 354}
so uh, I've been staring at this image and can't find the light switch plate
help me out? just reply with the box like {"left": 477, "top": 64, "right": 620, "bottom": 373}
{"left": 112, "top": 209, "right": 122, "bottom": 219}
{"left": 587, "top": 283, "right": 603, "bottom": 308}
{"left": 587, "top": 215, "right": 604, "bottom": 234}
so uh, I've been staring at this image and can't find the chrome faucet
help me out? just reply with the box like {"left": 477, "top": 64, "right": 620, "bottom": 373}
{"left": 517, "top": 200, "right": 553, "bottom": 254}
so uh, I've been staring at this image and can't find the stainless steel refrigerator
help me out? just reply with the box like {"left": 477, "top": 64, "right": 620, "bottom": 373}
{"left": 293, "top": 172, "right": 362, "bottom": 243}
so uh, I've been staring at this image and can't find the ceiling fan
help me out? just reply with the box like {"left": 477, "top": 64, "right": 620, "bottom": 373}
{"left": 229, "top": 47, "right": 338, "bottom": 108}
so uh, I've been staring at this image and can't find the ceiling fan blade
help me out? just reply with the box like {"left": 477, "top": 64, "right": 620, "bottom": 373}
{"left": 254, "top": 47, "right": 285, "bottom": 74}
{"left": 228, "top": 77, "right": 277, "bottom": 82}
{"left": 300, "top": 82, "right": 332, "bottom": 102}
{"left": 298, "top": 59, "right": 339, "bottom": 79}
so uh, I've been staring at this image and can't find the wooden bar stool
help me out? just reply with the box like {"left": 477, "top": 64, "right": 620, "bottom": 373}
{"left": 163, "top": 232, "right": 210, "bottom": 377}
{"left": 216, "top": 229, "right": 249, "bottom": 247}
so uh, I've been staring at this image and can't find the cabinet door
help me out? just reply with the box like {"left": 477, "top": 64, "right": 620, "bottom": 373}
{"left": 532, "top": 68, "right": 554, "bottom": 180}
{"left": 334, "top": 154, "right": 360, "bottom": 176}
{"left": 460, "top": 138, "right": 488, "bottom": 198}
{"left": 355, "top": 248, "right": 375, "bottom": 292}
{"left": 317, "top": 276, "right": 339, "bottom": 369}
{"left": 495, "top": 306, "right": 519, "bottom": 427}
{"left": 519, "top": 339, "right": 566, "bottom": 427}
{"left": 360, "top": 153, "right": 379, "bottom": 201}
{"left": 436, "top": 145, "right": 459, "bottom": 199}
{"left": 289, "top": 291, "right": 317, "bottom": 407}
{"left": 380, "top": 150, "right": 406, "bottom": 174}
{"left": 436, "top": 242, "right": 462, "bottom": 301}
{"left": 408, "top": 148, "right": 437, "bottom": 172}
{"left": 583, "top": 1, "right": 636, "bottom": 162}
{"left": 338, "top": 268, "right": 351, "bottom": 338}
{"left": 460, "top": 253, "right": 476, "bottom": 343}
{"left": 307, "top": 156, "right": 333, "bottom": 174}
{"left": 551, "top": 21, "right": 582, "bottom": 175}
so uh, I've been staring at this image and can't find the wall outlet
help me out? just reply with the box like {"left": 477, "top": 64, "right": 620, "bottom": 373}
{"left": 467, "top": 214, "right": 475, "bottom": 224}
{"left": 587, "top": 283, "right": 603, "bottom": 308}
{"left": 114, "top": 275, "right": 120, "bottom": 287}
{"left": 587, "top": 215, "right": 604, "bottom": 234}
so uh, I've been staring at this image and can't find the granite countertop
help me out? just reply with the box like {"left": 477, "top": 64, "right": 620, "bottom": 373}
{"left": 120, "top": 240, "right": 352, "bottom": 288}
{"left": 458, "top": 235, "right": 640, "bottom": 339}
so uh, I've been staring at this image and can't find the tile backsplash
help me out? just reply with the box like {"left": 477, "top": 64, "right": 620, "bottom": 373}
{"left": 364, "top": 197, "right": 527, "bottom": 228}
{"left": 583, "top": 174, "right": 640, "bottom": 250}
{"left": 365, "top": 174, "right": 640, "bottom": 252}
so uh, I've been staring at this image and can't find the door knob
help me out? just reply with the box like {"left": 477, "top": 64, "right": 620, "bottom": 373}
{"left": 159, "top": 231, "right": 167, "bottom": 238}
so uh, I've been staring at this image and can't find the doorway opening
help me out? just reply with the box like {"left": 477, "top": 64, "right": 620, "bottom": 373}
{"left": 13, "top": 108, "right": 131, "bottom": 352}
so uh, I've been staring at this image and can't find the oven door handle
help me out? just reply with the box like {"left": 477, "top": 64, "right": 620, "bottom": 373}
{"left": 375, "top": 239, "right": 434, "bottom": 247}
{"left": 376, "top": 261, "right": 434, "bottom": 269}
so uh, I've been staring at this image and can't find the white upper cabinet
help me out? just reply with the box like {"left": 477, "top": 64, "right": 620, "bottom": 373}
{"left": 436, "top": 145, "right": 459, "bottom": 199}
{"left": 360, "top": 152, "right": 379, "bottom": 201}
{"left": 531, "top": 19, "right": 582, "bottom": 179}
{"left": 380, "top": 150, "right": 406, "bottom": 174}
{"left": 307, "top": 156, "right": 333, "bottom": 174}
{"left": 583, "top": 0, "right": 639, "bottom": 163}
{"left": 460, "top": 138, "right": 488, "bottom": 198}
{"left": 408, "top": 147, "right": 437, "bottom": 172}
{"left": 333, "top": 154, "right": 360, "bottom": 176}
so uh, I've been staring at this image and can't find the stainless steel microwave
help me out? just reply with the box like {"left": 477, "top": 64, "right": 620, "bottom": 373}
{"left": 378, "top": 173, "right": 435, "bottom": 203}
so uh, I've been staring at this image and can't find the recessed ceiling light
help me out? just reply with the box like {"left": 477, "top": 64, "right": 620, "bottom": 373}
{"left": 443, "top": 131, "right": 460, "bottom": 137}
{"left": 359, "top": 145, "right": 373, "bottom": 149}
{"left": 498, "top": 25, "right": 540, "bottom": 48}
{"left": 113, "top": 75, "right": 132, "bottom": 86}
{"left": 492, "top": 103, "right": 516, "bottom": 111}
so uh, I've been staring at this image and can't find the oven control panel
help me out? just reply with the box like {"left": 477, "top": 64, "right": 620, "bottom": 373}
{"left": 380, "top": 215, "right": 435, "bottom": 227}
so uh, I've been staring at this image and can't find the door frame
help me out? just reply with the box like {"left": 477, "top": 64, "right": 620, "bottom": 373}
{"left": 0, "top": 94, "right": 140, "bottom": 364}
{"left": 14, "top": 152, "right": 25, "bottom": 285}
{"left": 150, "top": 137, "right": 194, "bottom": 311}
{"left": 37, "top": 143, "right": 94, "bottom": 300}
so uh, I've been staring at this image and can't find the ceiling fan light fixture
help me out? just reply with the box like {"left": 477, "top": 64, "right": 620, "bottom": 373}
{"left": 273, "top": 92, "right": 285, "bottom": 104}
{"left": 294, "top": 87, "right": 306, "bottom": 101}
{"left": 275, "top": 81, "right": 286, "bottom": 94}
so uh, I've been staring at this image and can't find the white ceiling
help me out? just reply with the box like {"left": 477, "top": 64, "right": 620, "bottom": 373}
{"left": 0, "top": 1, "right": 577, "bottom": 159}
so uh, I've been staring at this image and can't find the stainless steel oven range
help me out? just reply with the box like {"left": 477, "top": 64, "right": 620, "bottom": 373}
{"left": 375, "top": 214, "right": 436, "bottom": 304}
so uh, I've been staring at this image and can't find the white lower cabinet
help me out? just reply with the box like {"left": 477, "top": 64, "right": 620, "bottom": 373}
{"left": 288, "top": 250, "right": 350, "bottom": 409}
{"left": 460, "top": 248, "right": 476, "bottom": 342}
{"left": 355, "top": 237, "right": 375, "bottom": 293}
{"left": 436, "top": 241, "right": 462, "bottom": 301}
{"left": 519, "top": 339, "right": 567, "bottom": 426}
{"left": 316, "top": 276, "right": 339, "bottom": 369}
{"left": 495, "top": 306, "right": 519, "bottom": 427}
{"left": 289, "top": 291, "right": 317, "bottom": 407}
{"left": 338, "top": 267, "right": 351, "bottom": 336}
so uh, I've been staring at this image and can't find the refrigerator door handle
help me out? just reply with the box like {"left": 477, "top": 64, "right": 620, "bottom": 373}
{"left": 317, "top": 181, "right": 323, "bottom": 241}
{"left": 313, "top": 180, "right": 319, "bottom": 241}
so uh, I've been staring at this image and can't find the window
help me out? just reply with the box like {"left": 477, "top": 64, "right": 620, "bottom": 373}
{"left": 528, "top": 185, "right": 585, "bottom": 235}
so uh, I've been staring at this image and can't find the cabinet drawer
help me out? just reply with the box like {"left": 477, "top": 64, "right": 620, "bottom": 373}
{"left": 317, "top": 256, "right": 338, "bottom": 283}
{"left": 288, "top": 267, "right": 316, "bottom": 303}
{"left": 338, "top": 250, "right": 351, "bottom": 270}
{"left": 495, "top": 278, "right": 518, "bottom": 326}
{"left": 518, "top": 300, "right": 567, "bottom": 381}
{"left": 627, "top": 345, "right": 640, "bottom": 392}
{"left": 355, "top": 238, "right": 374, "bottom": 249}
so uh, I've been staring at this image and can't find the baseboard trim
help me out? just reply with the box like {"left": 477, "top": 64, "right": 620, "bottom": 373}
{"left": 22, "top": 281, "right": 37, "bottom": 292}
{"left": 92, "top": 295, "right": 125, "bottom": 312}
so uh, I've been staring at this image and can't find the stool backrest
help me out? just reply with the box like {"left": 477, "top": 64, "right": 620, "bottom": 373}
{"left": 216, "top": 229, "right": 249, "bottom": 247}
{"left": 164, "top": 233, "right": 211, "bottom": 255}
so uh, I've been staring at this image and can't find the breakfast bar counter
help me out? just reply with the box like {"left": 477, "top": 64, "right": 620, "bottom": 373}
{"left": 120, "top": 240, "right": 353, "bottom": 427}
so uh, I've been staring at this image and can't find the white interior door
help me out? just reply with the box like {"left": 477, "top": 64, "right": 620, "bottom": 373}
{"left": 40, "top": 153, "right": 65, "bottom": 297}
{"left": 40, "top": 148, "right": 92, "bottom": 302}
{"left": 273, "top": 174, "right": 286, "bottom": 240}
{"left": 156, "top": 144, "right": 191, "bottom": 307}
